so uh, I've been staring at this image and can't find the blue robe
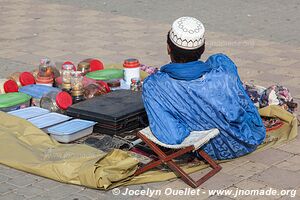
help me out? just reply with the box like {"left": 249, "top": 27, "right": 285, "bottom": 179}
{"left": 142, "top": 53, "right": 266, "bottom": 160}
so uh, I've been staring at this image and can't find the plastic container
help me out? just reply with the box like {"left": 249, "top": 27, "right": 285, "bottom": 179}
{"left": 7, "top": 72, "right": 36, "bottom": 87}
{"left": 86, "top": 69, "right": 123, "bottom": 81}
{"left": 8, "top": 107, "right": 50, "bottom": 119}
{"left": 48, "top": 119, "right": 97, "bottom": 143}
{"left": 19, "top": 84, "right": 61, "bottom": 106}
{"left": 28, "top": 112, "right": 72, "bottom": 130}
{"left": 123, "top": 59, "right": 140, "bottom": 85}
{"left": 0, "top": 92, "right": 31, "bottom": 112}
{"left": 40, "top": 91, "right": 73, "bottom": 112}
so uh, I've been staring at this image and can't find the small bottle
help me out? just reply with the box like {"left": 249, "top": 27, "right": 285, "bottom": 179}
{"left": 130, "top": 78, "right": 142, "bottom": 91}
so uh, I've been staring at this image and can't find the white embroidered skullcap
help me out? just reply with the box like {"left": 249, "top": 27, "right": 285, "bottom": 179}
{"left": 169, "top": 16, "right": 205, "bottom": 50}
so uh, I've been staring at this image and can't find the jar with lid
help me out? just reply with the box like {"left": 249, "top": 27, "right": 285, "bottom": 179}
{"left": 40, "top": 91, "right": 73, "bottom": 112}
{"left": 0, "top": 79, "right": 19, "bottom": 94}
{"left": 83, "top": 83, "right": 108, "bottom": 99}
{"left": 62, "top": 61, "right": 76, "bottom": 71}
{"left": 70, "top": 71, "right": 84, "bottom": 103}
{"left": 61, "top": 64, "right": 74, "bottom": 91}
{"left": 130, "top": 78, "right": 142, "bottom": 91}
{"left": 1, "top": 80, "right": 19, "bottom": 93}
{"left": 77, "top": 61, "right": 90, "bottom": 75}
{"left": 106, "top": 79, "right": 121, "bottom": 90}
{"left": 7, "top": 72, "right": 36, "bottom": 87}
{"left": 38, "top": 58, "right": 53, "bottom": 78}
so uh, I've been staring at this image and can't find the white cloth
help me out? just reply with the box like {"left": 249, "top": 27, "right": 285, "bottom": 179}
{"left": 140, "top": 127, "right": 219, "bottom": 150}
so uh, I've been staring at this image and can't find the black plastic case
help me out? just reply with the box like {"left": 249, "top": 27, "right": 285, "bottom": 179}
{"left": 66, "top": 90, "right": 148, "bottom": 135}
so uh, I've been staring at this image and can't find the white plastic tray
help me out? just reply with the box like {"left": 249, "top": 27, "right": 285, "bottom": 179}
{"left": 28, "top": 113, "right": 72, "bottom": 129}
{"left": 8, "top": 107, "right": 50, "bottom": 119}
{"left": 48, "top": 119, "right": 96, "bottom": 143}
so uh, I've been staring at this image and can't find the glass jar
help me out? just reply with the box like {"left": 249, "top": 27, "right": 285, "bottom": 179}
{"left": 71, "top": 71, "right": 83, "bottom": 94}
{"left": 83, "top": 83, "right": 107, "bottom": 99}
{"left": 106, "top": 79, "right": 121, "bottom": 90}
{"left": 71, "top": 71, "right": 84, "bottom": 103}
{"left": 7, "top": 72, "right": 36, "bottom": 87}
{"left": 38, "top": 58, "right": 53, "bottom": 77}
{"left": 40, "top": 91, "right": 73, "bottom": 112}
{"left": 77, "top": 61, "right": 90, "bottom": 75}
{"left": 61, "top": 64, "right": 74, "bottom": 91}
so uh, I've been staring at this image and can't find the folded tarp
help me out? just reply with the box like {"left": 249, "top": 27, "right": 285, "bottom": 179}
{"left": 0, "top": 112, "right": 138, "bottom": 189}
{"left": 0, "top": 105, "right": 297, "bottom": 189}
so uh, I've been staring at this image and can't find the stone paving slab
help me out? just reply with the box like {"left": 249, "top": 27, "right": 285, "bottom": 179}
{"left": 0, "top": 0, "right": 299, "bottom": 200}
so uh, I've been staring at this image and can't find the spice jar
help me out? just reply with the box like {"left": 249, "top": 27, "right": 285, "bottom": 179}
{"left": 7, "top": 72, "right": 36, "bottom": 87}
{"left": 83, "top": 83, "right": 108, "bottom": 99}
{"left": 77, "top": 61, "right": 90, "bottom": 75}
{"left": 70, "top": 71, "right": 84, "bottom": 103}
{"left": 61, "top": 64, "right": 74, "bottom": 91}
{"left": 130, "top": 78, "right": 142, "bottom": 91}
{"left": 40, "top": 91, "right": 72, "bottom": 112}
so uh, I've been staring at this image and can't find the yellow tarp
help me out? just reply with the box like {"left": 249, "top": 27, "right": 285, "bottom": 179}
{"left": 0, "top": 105, "right": 297, "bottom": 189}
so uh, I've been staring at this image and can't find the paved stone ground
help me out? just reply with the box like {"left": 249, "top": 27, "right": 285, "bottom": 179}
{"left": 0, "top": 0, "right": 300, "bottom": 199}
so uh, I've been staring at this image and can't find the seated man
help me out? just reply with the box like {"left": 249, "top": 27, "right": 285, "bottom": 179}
{"left": 142, "top": 16, "right": 266, "bottom": 160}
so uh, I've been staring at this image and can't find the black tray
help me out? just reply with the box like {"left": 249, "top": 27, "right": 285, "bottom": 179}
{"left": 66, "top": 90, "right": 149, "bottom": 135}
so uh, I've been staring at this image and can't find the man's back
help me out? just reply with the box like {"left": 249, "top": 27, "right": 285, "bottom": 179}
{"left": 142, "top": 54, "right": 266, "bottom": 160}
